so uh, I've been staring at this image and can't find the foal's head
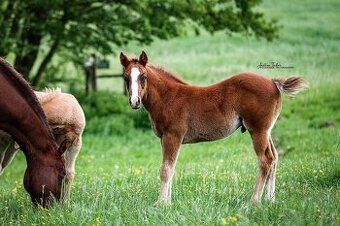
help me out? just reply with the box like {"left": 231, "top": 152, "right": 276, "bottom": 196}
{"left": 120, "top": 51, "right": 148, "bottom": 109}
{"left": 23, "top": 140, "right": 67, "bottom": 207}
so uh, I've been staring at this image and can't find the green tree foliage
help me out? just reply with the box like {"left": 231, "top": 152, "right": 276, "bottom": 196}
{"left": 0, "top": 0, "right": 278, "bottom": 86}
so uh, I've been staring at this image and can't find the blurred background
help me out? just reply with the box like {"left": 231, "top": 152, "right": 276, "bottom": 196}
{"left": 0, "top": 0, "right": 339, "bottom": 225}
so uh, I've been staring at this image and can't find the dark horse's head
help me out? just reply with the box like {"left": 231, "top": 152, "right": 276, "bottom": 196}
{"left": 120, "top": 51, "right": 148, "bottom": 109}
{"left": 23, "top": 140, "right": 67, "bottom": 207}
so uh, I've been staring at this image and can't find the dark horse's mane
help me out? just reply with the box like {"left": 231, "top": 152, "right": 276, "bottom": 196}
{"left": 147, "top": 64, "right": 188, "bottom": 85}
{"left": 0, "top": 57, "right": 52, "bottom": 135}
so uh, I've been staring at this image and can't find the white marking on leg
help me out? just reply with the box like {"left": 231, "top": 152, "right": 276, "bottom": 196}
{"left": 270, "top": 165, "right": 276, "bottom": 201}
{"left": 252, "top": 156, "right": 271, "bottom": 203}
{"left": 266, "top": 137, "right": 278, "bottom": 202}
{"left": 266, "top": 165, "right": 274, "bottom": 200}
{"left": 266, "top": 162, "right": 277, "bottom": 202}
{"left": 130, "top": 67, "right": 140, "bottom": 107}
{"left": 167, "top": 177, "right": 173, "bottom": 201}
{"left": 159, "top": 162, "right": 174, "bottom": 204}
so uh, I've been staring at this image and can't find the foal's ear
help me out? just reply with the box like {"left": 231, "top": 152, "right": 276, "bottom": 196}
{"left": 120, "top": 52, "right": 130, "bottom": 67}
{"left": 139, "top": 51, "right": 148, "bottom": 66}
{"left": 56, "top": 139, "right": 68, "bottom": 156}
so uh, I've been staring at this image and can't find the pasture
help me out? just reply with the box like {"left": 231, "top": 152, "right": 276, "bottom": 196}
{"left": 1, "top": 0, "right": 339, "bottom": 225}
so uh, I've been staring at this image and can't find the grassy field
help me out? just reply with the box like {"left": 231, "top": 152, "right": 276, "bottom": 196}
{"left": 1, "top": 0, "right": 339, "bottom": 225}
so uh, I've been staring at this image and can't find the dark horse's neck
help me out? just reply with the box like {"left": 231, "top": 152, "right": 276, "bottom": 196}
{"left": 0, "top": 59, "right": 57, "bottom": 158}
{"left": 143, "top": 65, "right": 188, "bottom": 112}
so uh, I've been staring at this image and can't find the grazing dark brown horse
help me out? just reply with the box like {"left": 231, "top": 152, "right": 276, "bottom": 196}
{"left": 120, "top": 51, "right": 307, "bottom": 204}
{"left": 0, "top": 57, "right": 67, "bottom": 207}
{"left": 0, "top": 88, "right": 86, "bottom": 199}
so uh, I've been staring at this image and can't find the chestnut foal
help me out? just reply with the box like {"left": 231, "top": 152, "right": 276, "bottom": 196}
{"left": 120, "top": 51, "right": 306, "bottom": 204}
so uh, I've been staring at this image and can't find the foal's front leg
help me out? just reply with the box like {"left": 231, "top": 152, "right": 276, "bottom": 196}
{"left": 157, "top": 133, "right": 182, "bottom": 204}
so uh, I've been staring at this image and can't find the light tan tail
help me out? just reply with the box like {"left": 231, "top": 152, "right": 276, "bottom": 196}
{"left": 272, "top": 76, "right": 307, "bottom": 97}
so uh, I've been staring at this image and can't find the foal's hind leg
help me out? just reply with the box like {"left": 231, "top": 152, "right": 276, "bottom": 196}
{"left": 251, "top": 131, "right": 275, "bottom": 203}
{"left": 265, "top": 136, "right": 278, "bottom": 202}
{"left": 157, "top": 133, "right": 182, "bottom": 204}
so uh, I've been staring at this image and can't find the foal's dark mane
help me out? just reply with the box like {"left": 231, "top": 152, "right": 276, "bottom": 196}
{"left": 147, "top": 64, "right": 188, "bottom": 85}
{"left": 0, "top": 57, "right": 52, "bottom": 135}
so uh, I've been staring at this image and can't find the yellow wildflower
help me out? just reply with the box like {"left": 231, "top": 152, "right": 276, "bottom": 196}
{"left": 230, "top": 216, "right": 238, "bottom": 222}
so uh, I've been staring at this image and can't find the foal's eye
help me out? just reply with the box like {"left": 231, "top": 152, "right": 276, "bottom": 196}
{"left": 140, "top": 74, "right": 147, "bottom": 84}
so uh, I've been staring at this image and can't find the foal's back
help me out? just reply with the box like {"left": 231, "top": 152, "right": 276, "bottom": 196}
{"left": 194, "top": 72, "right": 278, "bottom": 98}
{"left": 166, "top": 72, "right": 279, "bottom": 112}
{"left": 171, "top": 72, "right": 281, "bottom": 143}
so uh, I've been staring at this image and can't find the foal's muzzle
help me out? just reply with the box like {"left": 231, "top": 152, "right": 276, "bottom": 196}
{"left": 129, "top": 96, "right": 141, "bottom": 109}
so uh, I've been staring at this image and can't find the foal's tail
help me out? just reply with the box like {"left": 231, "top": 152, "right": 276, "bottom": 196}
{"left": 272, "top": 76, "right": 308, "bottom": 97}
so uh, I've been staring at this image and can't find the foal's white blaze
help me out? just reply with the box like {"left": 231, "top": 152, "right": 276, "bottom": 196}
{"left": 130, "top": 67, "right": 141, "bottom": 107}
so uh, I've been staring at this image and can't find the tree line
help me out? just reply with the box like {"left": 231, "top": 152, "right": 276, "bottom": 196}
{"left": 0, "top": 0, "right": 278, "bottom": 87}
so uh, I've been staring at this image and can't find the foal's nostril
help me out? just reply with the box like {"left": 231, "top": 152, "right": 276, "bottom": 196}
{"left": 129, "top": 96, "right": 141, "bottom": 108}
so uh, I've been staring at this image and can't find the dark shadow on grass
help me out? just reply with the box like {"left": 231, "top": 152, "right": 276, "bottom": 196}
{"left": 314, "top": 171, "right": 340, "bottom": 188}
{"left": 301, "top": 170, "right": 340, "bottom": 188}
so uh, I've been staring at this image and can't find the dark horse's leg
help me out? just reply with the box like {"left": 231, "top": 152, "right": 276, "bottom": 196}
{"left": 250, "top": 131, "right": 277, "bottom": 203}
{"left": 0, "top": 132, "right": 17, "bottom": 175}
{"left": 0, "top": 141, "right": 9, "bottom": 174}
{"left": 1, "top": 144, "right": 18, "bottom": 175}
{"left": 158, "top": 133, "right": 182, "bottom": 204}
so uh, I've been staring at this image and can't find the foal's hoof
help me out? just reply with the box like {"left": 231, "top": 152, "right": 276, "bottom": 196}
{"left": 251, "top": 197, "right": 261, "bottom": 205}
{"left": 154, "top": 199, "right": 171, "bottom": 206}
{"left": 265, "top": 196, "right": 275, "bottom": 203}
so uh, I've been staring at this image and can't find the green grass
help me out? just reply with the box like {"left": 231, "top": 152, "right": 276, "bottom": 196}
{"left": 1, "top": 0, "right": 340, "bottom": 225}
